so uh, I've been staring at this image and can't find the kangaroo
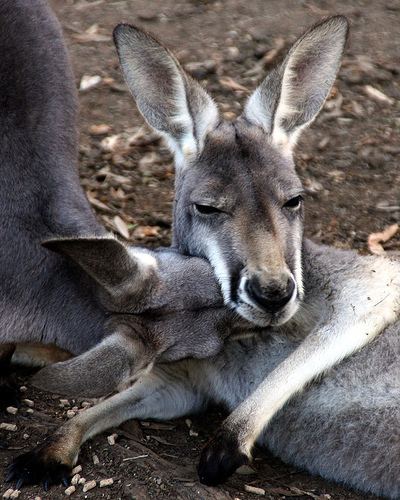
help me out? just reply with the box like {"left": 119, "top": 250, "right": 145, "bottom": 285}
{"left": 110, "top": 18, "right": 400, "bottom": 495}
{"left": 8, "top": 14, "right": 400, "bottom": 499}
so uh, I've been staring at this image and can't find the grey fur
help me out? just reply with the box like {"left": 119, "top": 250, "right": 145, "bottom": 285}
{"left": 0, "top": 0, "right": 106, "bottom": 354}
{"left": 4, "top": 5, "right": 400, "bottom": 499}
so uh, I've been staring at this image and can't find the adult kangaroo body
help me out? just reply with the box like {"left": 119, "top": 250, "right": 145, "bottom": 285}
{"left": 0, "top": 0, "right": 106, "bottom": 362}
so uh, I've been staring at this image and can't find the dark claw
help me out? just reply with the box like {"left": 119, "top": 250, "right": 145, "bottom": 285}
{"left": 7, "top": 444, "right": 71, "bottom": 490}
{"left": 197, "top": 427, "right": 249, "bottom": 486}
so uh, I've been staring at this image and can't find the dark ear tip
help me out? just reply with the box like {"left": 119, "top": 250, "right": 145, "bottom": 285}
{"left": 325, "top": 15, "right": 350, "bottom": 33}
{"left": 113, "top": 23, "right": 145, "bottom": 45}
{"left": 41, "top": 239, "right": 60, "bottom": 251}
{"left": 41, "top": 238, "right": 78, "bottom": 255}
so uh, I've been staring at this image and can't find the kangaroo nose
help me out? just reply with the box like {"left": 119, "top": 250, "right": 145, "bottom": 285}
{"left": 245, "top": 275, "right": 296, "bottom": 313}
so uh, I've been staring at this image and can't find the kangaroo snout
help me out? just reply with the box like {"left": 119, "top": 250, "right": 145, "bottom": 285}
{"left": 245, "top": 274, "right": 296, "bottom": 314}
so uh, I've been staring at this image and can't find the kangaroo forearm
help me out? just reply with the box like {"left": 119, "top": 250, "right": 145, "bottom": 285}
{"left": 228, "top": 299, "right": 400, "bottom": 452}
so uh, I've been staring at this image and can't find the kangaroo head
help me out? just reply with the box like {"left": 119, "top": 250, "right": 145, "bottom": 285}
{"left": 114, "top": 16, "right": 348, "bottom": 327}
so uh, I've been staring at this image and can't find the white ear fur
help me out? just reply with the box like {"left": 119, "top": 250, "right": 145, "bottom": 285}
{"left": 113, "top": 24, "right": 219, "bottom": 168}
{"left": 244, "top": 16, "right": 349, "bottom": 152}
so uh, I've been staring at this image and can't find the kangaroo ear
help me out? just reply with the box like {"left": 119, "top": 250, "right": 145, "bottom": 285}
{"left": 113, "top": 23, "right": 219, "bottom": 168}
{"left": 244, "top": 16, "right": 349, "bottom": 151}
{"left": 43, "top": 235, "right": 158, "bottom": 305}
{"left": 31, "top": 334, "right": 148, "bottom": 397}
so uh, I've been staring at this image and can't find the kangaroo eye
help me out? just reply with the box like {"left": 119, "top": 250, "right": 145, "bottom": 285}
{"left": 283, "top": 195, "right": 303, "bottom": 210}
{"left": 193, "top": 203, "right": 222, "bottom": 216}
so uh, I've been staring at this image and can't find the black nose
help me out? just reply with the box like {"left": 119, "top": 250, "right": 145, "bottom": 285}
{"left": 245, "top": 275, "right": 296, "bottom": 313}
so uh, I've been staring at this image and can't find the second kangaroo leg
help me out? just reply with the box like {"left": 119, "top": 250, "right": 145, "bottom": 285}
{"left": 12, "top": 343, "right": 72, "bottom": 368}
{"left": 0, "top": 343, "right": 18, "bottom": 410}
{"left": 7, "top": 365, "right": 204, "bottom": 489}
{"left": 1, "top": 343, "right": 72, "bottom": 412}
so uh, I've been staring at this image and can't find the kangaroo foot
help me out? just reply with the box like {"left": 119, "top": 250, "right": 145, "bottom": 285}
{"left": 6, "top": 437, "right": 72, "bottom": 490}
{"left": 197, "top": 427, "right": 249, "bottom": 486}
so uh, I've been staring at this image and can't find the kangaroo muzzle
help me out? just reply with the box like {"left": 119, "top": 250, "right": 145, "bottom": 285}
{"left": 245, "top": 274, "right": 296, "bottom": 314}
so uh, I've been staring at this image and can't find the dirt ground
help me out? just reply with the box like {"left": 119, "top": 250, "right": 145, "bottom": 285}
{"left": 1, "top": 0, "right": 400, "bottom": 498}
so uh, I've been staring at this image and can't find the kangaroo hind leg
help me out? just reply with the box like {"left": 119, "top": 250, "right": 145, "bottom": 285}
{"left": 7, "top": 366, "right": 203, "bottom": 489}
{"left": 0, "top": 343, "right": 18, "bottom": 410}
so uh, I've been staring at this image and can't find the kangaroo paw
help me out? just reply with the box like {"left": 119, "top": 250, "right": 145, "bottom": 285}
{"left": 197, "top": 428, "right": 249, "bottom": 486}
{"left": 6, "top": 441, "right": 71, "bottom": 490}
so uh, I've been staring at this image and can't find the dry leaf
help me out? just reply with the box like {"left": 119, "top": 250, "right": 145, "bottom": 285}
{"left": 219, "top": 77, "right": 249, "bottom": 93}
{"left": 260, "top": 37, "right": 285, "bottom": 66}
{"left": 102, "top": 77, "right": 127, "bottom": 93}
{"left": 75, "top": 0, "right": 104, "bottom": 10}
{"left": 364, "top": 85, "right": 394, "bottom": 105}
{"left": 113, "top": 216, "right": 130, "bottom": 239}
{"left": 133, "top": 226, "right": 160, "bottom": 239}
{"left": 100, "top": 134, "right": 127, "bottom": 154}
{"left": 368, "top": 224, "right": 398, "bottom": 255}
{"left": 87, "top": 192, "right": 114, "bottom": 213}
{"left": 89, "top": 124, "right": 111, "bottom": 135}
{"left": 79, "top": 75, "right": 102, "bottom": 92}
{"left": 244, "top": 484, "right": 265, "bottom": 495}
{"left": 72, "top": 24, "right": 110, "bottom": 43}
{"left": 236, "top": 465, "right": 256, "bottom": 475}
{"left": 128, "top": 127, "right": 160, "bottom": 147}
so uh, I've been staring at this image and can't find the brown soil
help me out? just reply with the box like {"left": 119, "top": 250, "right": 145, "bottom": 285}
{"left": 1, "top": 0, "right": 399, "bottom": 498}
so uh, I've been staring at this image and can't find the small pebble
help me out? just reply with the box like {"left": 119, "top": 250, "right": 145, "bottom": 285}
{"left": 78, "top": 478, "right": 86, "bottom": 485}
{"left": 185, "top": 419, "right": 192, "bottom": 429}
{"left": 92, "top": 454, "right": 99, "bottom": 465}
{"left": 244, "top": 484, "right": 265, "bottom": 495}
{"left": 189, "top": 429, "right": 198, "bottom": 437}
{"left": 10, "top": 492, "right": 20, "bottom": 499}
{"left": 3, "top": 489, "right": 14, "bottom": 499}
{"left": 81, "top": 401, "right": 91, "bottom": 408}
{"left": 26, "top": 408, "right": 34, "bottom": 414}
{"left": 0, "top": 423, "right": 17, "bottom": 431}
{"left": 23, "top": 399, "right": 34, "bottom": 407}
{"left": 23, "top": 434, "right": 29, "bottom": 440}
{"left": 66, "top": 410, "right": 76, "bottom": 419}
{"left": 107, "top": 433, "right": 118, "bottom": 445}
{"left": 34, "top": 497, "right": 42, "bottom": 500}
{"left": 71, "top": 474, "right": 80, "bottom": 485}
{"left": 6, "top": 407, "right": 18, "bottom": 415}
{"left": 99, "top": 478, "right": 114, "bottom": 488}
{"left": 59, "top": 399, "right": 70, "bottom": 406}
{"left": 64, "top": 485, "right": 75, "bottom": 496}
{"left": 82, "top": 480, "right": 96, "bottom": 492}
{"left": 71, "top": 465, "right": 82, "bottom": 475}
{"left": 19, "top": 386, "right": 27, "bottom": 393}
